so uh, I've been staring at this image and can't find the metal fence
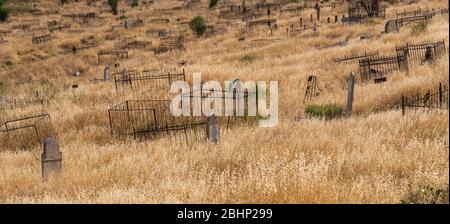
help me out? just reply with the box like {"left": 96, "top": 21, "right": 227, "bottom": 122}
{"left": 395, "top": 40, "right": 446, "bottom": 64}
{"left": 359, "top": 54, "right": 407, "bottom": 82}
{"left": 0, "top": 112, "right": 53, "bottom": 149}
{"left": 401, "top": 83, "right": 449, "bottom": 115}
{"left": 333, "top": 51, "right": 379, "bottom": 64}
{"left": 108, "top": 100, "right": 206, "bottom": 142}
{"left": 112, "top": 69, "right": 185, "bottom": 94}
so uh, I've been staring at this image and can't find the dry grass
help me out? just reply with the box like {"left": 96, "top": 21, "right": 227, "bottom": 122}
{"left": 0, "top": 0, "right": 448, "bottom": 203}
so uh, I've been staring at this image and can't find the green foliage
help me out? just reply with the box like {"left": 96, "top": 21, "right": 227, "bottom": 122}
{"left": 411, "top": 22, "right": 427, "bottom": 34}
{"left": 240, "top": 54, "right": 256, "bottom": 63}
{"left": 304, "top": 104, "right": 343, "bottom": 119}
{"left": 108, "top": 0, "right": 119, "bottom": 15}
{"left": 189, "top": 16, "right": 207, "bottom": 37}
{"left": 119, "top": 15, "right": 127, "bottom": 20}
{"left": 0, "top": 7, "right": 8, "bottom": 21}
{"left": 209, "top": 0, "right": 218, "bottom": 9}
{"left": 291, "top": 0, "right": 300, "bottom": 3}
{"left": 0, "top": 0, "right": 5, "bottom": 6}
{"left": 131, "top": 0, "right": 138, "bottom": 7}
{"left": 401, "top": 185, "right": 449, "bottom": 204}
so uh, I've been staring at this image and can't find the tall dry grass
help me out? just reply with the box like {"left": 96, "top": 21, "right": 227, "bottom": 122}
{"left": 0, "top": 0, "right": 448, "bottom": 203}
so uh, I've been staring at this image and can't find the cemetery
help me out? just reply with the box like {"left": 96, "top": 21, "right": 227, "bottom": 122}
{"left": 0, "top": 0, "right": 448, "bottom": 204}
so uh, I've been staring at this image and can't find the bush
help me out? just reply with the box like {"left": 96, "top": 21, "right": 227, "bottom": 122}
{"left": 411, "top": 22, "right": 427, "bottom": 33}
{"left": 401, "top": 184, "right": 449, "bottom": 204}
{"left": 209, "top": 0, "right": 218, "bottom": 9}
{"left": 108, "top": 0, "right": 119, "bottom": 15}
{"left": 131, "top": 0, "right": 138, "bottom": 7}
{"left": 0, "top": 7, "right": 9, "bottom": 22}
{"left": 189, "top": 16, "right": 207, "bottom": 37}
{"left": 304, "top": 104, "right": 343, "bottom": 119}
{"left": 240, "top": 54, "right": 256, "bottom": 63}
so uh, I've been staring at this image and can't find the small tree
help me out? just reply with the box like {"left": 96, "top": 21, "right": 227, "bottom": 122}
{"left": 209, "top": 0, "right": 218, "bottom": 9}
{"left": 0, "top": 7, "right": 8, "bottom": 22}
{"left": 108, "top": 0, "right": 119, "bottom": 15}
{"left": 189, "top": 16, "right": 207, "bottom": 37}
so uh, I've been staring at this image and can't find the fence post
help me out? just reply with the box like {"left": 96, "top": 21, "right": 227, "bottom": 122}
{"left": 401, "top": 95, "right": 405, "bottom": 116}
{"left": 41, "top": 137, "right": 62, "bottom": 181}
{"left": 300, "top": 17, "right": 303, "bottom": 27}
{"left": 346, "top": 72, "right": 356, "bottom": 113}
{"left": 315, "top": 3, "right": 320, "bottom": 21}
{"left": 439, "top": 82, "right": 442, "bottom": 108}
{"left": 206, "top": 114, "right": 220, "bottom": 144}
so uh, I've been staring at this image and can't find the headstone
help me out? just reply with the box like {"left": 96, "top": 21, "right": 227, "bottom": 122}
{"left": 206, "top": 115, "right": 220, "bottom": 143}
{"left": 41, "top": 137, "right": 62, "bottom": 180}
{"left": 104, "top": 66, "right": 110, "bottom": 81}
{"left": 424, "top": 46, "right": 433, "bottom": 61}
{"left": 385, "top": 20, "right": 399, "bottom": 33}
{"left": 346, "top": 72, "right": 356, "bottom": 113}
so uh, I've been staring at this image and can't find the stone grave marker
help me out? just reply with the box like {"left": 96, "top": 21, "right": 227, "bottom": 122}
{"left": 206, "top": 115, "right": 220, "bottom": 144}
{"left": 41, "top": 137, "right": 62, "bottom": 180}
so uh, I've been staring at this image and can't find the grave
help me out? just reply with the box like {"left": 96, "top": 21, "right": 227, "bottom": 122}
{"left": 41, "top": 137, "right": 62, "bottom": 180}
{"left": 32, "top": 34, "right": 52, "bottom": 45}
{"left": 0, "top": 113, "right": 53, "bottom": 149}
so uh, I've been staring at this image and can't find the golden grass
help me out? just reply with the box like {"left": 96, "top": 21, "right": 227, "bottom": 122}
{"left": 0, "top": 0, "right": 448, "bottom": 203}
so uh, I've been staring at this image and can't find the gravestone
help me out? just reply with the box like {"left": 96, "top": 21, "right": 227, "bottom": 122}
{"left": 385, "top": 20, "right": 399, "bottom": 33}
{"left": 104, "top": 66, "right": 110, "bottom": 81}
{"left": 346, "top": 72, "right": 356, "bottom": 113}
{"left": 206, "top": 115, "right": 220, "bottom": 144}
{"left": 424, "top": 46, "right": 433, "bottom": 61}
{"left": 41, "top": 137, "right": 62, "bottom": 180}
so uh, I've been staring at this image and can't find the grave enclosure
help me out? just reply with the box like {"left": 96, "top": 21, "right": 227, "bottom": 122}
{"left": 0, "top": 113, "right": 54, "bottom": 149}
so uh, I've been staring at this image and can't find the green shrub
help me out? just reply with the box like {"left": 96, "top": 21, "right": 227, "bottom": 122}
{"left": 305, "top": 104, "right": 343, "bottom": 119}
{"left": 189, "top": 16, "right": 207, "bottom": 37}
{"left": 0, "top": 7, "right": 9, "bottom": 22}
{"left": 108, "top": 0, "right": 119, "bottom": 15}
{"left": 131, "top": 0, "right": 138, "bottom": 7}
{"left": 411, "top": 22, "right": 427, "bottom": 33}
{"left": 240, "top": 54, "right": 256, "bottom": 63}
{"left": 209, "top": 0, "right": 218, "bottom": 9}
{"left": 401, "top": 184, "right": 449, "bottom": 204}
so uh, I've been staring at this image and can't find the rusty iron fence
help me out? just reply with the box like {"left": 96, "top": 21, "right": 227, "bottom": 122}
{"left": 112, "top": 69, "right": 185, "bottom": 94}
{"left": 333, "top": 51, "right": 379, "bottom": 64}
{"left": 401, "top": 83, "right": 449, "bottom": 115}
{"left": 108, "top": 99, "right": 206, "bottom": 142}
{"left": 0, "top": 92, "right": 44, "bottom": 110}
{"left": 359, "top": 40, "right": 447, "bottom": 82}
{"left": 97, "top": 49, "right": 129, "bottom": 63}
{"left": 304, "top": 75, "right": 317, "bottom": 103}
{"left": 359, "top": 54, "right": 407, "bottom": 82}
{"left": 0, "top": 112, "right": 53, "bottom": 149}
{"left": 395, "top": 40, "right": 446, "bottom": 64}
